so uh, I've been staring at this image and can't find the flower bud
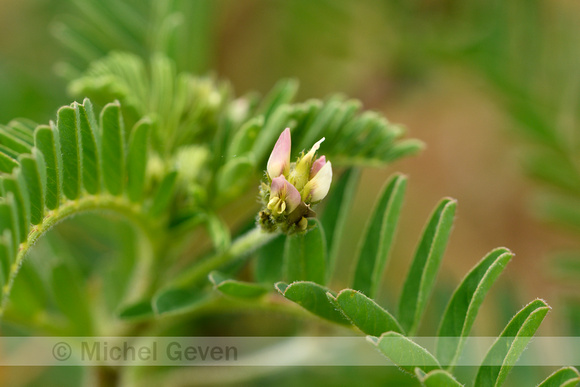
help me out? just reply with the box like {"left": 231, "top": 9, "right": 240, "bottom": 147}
{"left": 310, "top": 156, "right": 326, "bottom": 179}
{"left": 289, "top": 137, "right": 325, "bottom": 191}
{"left": 267, "top": 128, "right": 291, "bottom": 179}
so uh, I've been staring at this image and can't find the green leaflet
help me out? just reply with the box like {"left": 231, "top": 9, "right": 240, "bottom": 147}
{"left": 34, "top": 126, "right": 61, "bottom": 210}
{"left": 126, "top": 119, "right": 151, "bottom": 202}
{"left": 4, "top": 121, "right": 34, "bottom": 145}
{"left": 398, "top": 198, "right": 457, "bottom": 335}
{"left": 352, "top": 173, "right": 406, "bottom": 298}
{"left": 216, "top": 155, "right": 255, "bottom": 201}
{"left": 297, "top": 97, "right": 343, "bottom": 151}
{"left": 415, "top": 369, "right": 463, "bottom": 387}
{"left": 205, "top": 212, "right": 231, "bottom": 253}
{"left": 254, "top": 233, "right": 286, "bottom": 284}
{"left": 18, "top": 151, "right": 46, "bottom": 225}
{"left": 117, "top": 300, "right": 155, "bottom": 321}
{"left": 153, "top": 287, "right": 206, "bottom": 316}
{"left": 0, "top": 233, "right": 11, "bottom": 289}
{"left": 436, "top": 248, "right": 514, "bottom": 368}
{"left": 475, "top": 299, "right": 551, "bottom": 387}
{"left": 100, "top": 102, "right": 126, "bottom": 196}
{"left": 209, "top": 271, "right": 268, "bottom": 299}
{"left": 57, "top": 106, "right": 81, "bottom": 200}
{"left": 1, "top": 176, "right": 29, "bottom": 243}
{"left": 257, "top": 78, "right": 298, "bottom": 120}
{"left": 536, "top": 367, "right": 580, "bottom": 387}
{"left": 0, "top": 152, "right": 18, "bottom": 174}
{"left": 148, "top": 171, "right": 178, "bottom": 217}
{"left": 77, "top": 102, "right": 100, "bottom": 194}
{"left": 0, "top": 130, "right": 32, "bottom": 155}
{"left": 329, "top": 289, "right": 404, "bottom": 336}
{"left": 226, "top": 116, "right": 263, "bottom": 159}
{"left": 275, "top": 281, "right": 350, "bottom": 325}
{"left": 368, "top": 332, "right": 441, "bottom": 375}
{"left": 284, "top": 218, "right": 327, "bottom": 284}
{"left": 319, "top": 168, "right": 360, "bottom": 282}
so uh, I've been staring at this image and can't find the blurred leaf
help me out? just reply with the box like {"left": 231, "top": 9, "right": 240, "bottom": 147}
{"left": 536, "top": 367, "right": 580, "bottom": 387}
{"left": 320, "top": 168, "right": 360, "bottom": 282}
{"left": 226, "top": 116, "right": 263, "bottom": 159}
{"left": 436, "top": 248, "right": 514, "bottom": 368}
{"left": 117, "top": 300, "right": 154, "bottom": 321}
{"left": 284, "top": 218, "right": 327, "bottom": 284}
{"left": 399, "top": 198, "right": 457, "bottom": 335}
{"left": 252, "top": 104, "right": 292, "bottom": 166}
{"left": 216, "top": 155, "right": 255, "bottom": 201}
{"left": 415, "top": 368, "right": 463, "bottom": 387}
{"left": 254, "top": 233, "right": 286, "bottom": 284}
{"left": 0, "top": 177, "right": 29, "bottom": 243}
{"left": 0, "top": 152, "right": 18, "bottom": 174}
{"left": 153, "top": 287, "right": 206, "bottom": 316}
{"left": 205, "top": 212, "right": 231, "bottom": 253}
{"left": 275, "top": 281, "right": 349, "bottom": 325}
{"left": 51, "top": 262, "right": 93, "bottom": 334}
{"left": 329, "top": 289, "right": 404, "bottom": 336}
{"left": 148, "top": 171, "right": 178, "bottom": 217}
{"left": 209, "top": 271, "right": 268, "bottom": 299}
{"left": 475, "top": 299, "right": 551, "bottom": 387}
{"left": 368, "top": 332, "right": 441, "bottom": 375}
{"left": 257, "top": 78, "right": 299, "bottom": 120}
{"left": 353, "top": 173, "right": 406, "bottom": 298}
{"left": 127, "top": 118, "right": 151, "bottom": 202}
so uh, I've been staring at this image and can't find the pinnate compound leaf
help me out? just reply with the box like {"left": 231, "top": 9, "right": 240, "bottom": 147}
{"left": 415, "top": 368, "right": 464, "bottom": 387}
{"left": 368, "top": 332, "right": 441, "bottom": 375}
{"left": 330, "top": 289, "right": 404, "bottom": 336}
{"left": 275, "top": 281, "right": 349, "bottom": 325}
{"left": 475, "top": 299, "right": 551, "bottom": 387}
{"left": 353, "top": 173, "right": 406, "bottom": 298}
{"left": 209, "top": 271, "right": 268, "bottom": 299}
{"left": 284, "top": 218, "right": 326, "bottom": 284}
{"left": 536, "top": 367, "right": 580, "bottom": 387}
{"left": 436, "top": 248, "right": 514, "bottom": 367}
{"left": 399, "top": 198, "right": 457, "bottom": 335}
{"left": 320, "top": 168, "right": 360, "bottom": 282}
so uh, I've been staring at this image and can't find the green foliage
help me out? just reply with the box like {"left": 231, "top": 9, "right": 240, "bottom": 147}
{"left": 353, "top": 173, "right": 406, "bottom": 298}
{"left": 537, "top": 367, "right": 580, "bottom": 387}
{"left": 284, "top": 218, "right": 327, "bottom": 284}
{"left": 475, "top": 299, "right": 551, "bottom": 387}
{"left": 398, "top": 198, "right": 457, "bottom": 335}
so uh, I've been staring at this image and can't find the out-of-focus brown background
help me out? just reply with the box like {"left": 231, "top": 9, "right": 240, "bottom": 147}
{"left": 1, "top": 0, "right": 579, "bottom": 339}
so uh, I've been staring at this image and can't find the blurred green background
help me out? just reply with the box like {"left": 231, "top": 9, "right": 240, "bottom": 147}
{"left": 1, "top": 0, "right": 579, "bottom": 385}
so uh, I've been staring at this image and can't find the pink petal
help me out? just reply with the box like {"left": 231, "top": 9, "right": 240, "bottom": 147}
{"left": 310, "top": 156, "right": 326, "bottom": 179}
{"left": 270, "top": 175, "right": 301, "bottom": 213}
{"left": 267, "top": 128, "right": 291, "bottom": 178}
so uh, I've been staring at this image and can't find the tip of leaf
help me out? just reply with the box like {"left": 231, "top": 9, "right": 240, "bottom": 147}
{"left": 366, "top": 336, "right": 379, "bottom": 346}
{"left": 274, "top": 282, "right": 289, "bottom": 294}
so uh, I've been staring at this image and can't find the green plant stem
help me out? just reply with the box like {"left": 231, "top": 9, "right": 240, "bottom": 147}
{"left": 168, "top": 227, "right": 277, "bottom": 289}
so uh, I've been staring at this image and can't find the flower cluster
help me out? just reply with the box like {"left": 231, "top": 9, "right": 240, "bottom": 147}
{"left": 258, "top": 128, "right": 332, "bottom": 233}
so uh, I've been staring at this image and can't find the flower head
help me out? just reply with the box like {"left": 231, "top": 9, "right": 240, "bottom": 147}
{"left": 259, "top": 128, "right": 333, "bottom": 234}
